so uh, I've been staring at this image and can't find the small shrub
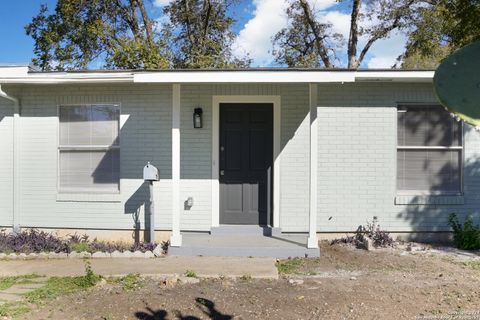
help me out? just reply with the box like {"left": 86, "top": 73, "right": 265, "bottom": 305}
{"left": 448, "top": 213, "right": 480, "bottom": 250}
{"left": 331, "top": 217, "right": 395, "bottom": 249}
{"left": 184, "top": 270, "right": 197, "bottom": 278}
{"left": 360, "top": 217, "right": 395, "bottom": 248}
{"left": 70, "top": 242, "right": 90, "bottom": 253}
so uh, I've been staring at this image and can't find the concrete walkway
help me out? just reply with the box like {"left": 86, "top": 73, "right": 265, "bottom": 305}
{"left": 0, "top": 256, "right": 278, "bottom": 279}
{"left": 0, "top": 277, "right": 48, "bottom": 304}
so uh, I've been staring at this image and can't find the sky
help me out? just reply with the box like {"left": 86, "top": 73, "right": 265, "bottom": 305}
{"left": 0, "top": 0, "right": 408, "bottom": 68}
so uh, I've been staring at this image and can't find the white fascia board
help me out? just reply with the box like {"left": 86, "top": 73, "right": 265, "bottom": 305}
{"left": 0, "top": 70, "right": 435, "bottom": 84}
{"left": 0, "top": 66, "right": 29, "bottom": 77}
{"left": 355, "top": 71, "right": 434, "bottom": 82}
{"left": 0, "top": 72, "right": 134, "bottom": 84}
{"left": 134, "top": 71, "right": 356, "bottom": 83}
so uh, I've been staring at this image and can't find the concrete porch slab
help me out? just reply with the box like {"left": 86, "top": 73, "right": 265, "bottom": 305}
{"left": 169, "top": 233, "right": 320, "bottom": 258}
{"left": 210, "top": 225, "right": 282, "bottom": 236}
{"left": 0, "top": 256, "right": 278, "bottom": 279}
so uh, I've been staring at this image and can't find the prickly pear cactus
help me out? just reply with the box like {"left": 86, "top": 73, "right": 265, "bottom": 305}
{"left": 433, "top": 41, "right": 480, "bottom": 128}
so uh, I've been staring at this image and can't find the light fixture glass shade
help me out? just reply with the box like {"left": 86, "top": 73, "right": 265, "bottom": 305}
{"left": 193, "top": 108, "right": 203, "bottom": 128}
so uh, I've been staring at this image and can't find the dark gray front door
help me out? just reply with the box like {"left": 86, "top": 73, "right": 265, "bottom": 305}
{"left": 219, "top": 103, "right": 273, "bottom": 225}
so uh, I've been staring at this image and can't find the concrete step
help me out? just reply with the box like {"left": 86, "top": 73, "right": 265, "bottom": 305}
{"left": 210, "top": 225, "right": 282, "bottom": 237}
{"left": 170, "top": 233, "right": 320, "bottom": 258}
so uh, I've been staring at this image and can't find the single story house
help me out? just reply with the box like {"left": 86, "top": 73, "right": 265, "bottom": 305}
{"left": 0, "top": 66, "right": 477, "bottom": 257}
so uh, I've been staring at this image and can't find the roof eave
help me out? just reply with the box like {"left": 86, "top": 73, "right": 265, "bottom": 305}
{"left": 0, "top": 70, "right": 434, "bottom": 84}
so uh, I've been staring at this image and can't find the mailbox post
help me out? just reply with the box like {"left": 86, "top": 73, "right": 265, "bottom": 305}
{"left": 143, "top": 162, "right": 159, "bottom": 244}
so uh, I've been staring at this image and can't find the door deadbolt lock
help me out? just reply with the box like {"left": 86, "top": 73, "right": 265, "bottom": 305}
{"left": 220, "top": 146, "right": 225, "bottom": 151}
{"left": 220, "top": 170, "right": 225, "bottom": 176}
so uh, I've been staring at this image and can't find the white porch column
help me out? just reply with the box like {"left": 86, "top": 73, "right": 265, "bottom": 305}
{"left": 12, "top": 110, "right": 20, "bottom": 232}
{"left": 308, "top": 83, "right": 319, "bottom": 249}
{"left": 170, "top": 84, "right": 182, "bottom": 247}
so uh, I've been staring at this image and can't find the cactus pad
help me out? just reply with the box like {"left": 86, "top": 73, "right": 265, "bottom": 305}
{"left": 433, "top": 41, "right": 480, "bottom": 127}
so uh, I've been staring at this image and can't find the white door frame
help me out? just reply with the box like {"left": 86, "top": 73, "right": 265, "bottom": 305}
{"left": 212, "top": 96, "right": 281, "bottom": 228}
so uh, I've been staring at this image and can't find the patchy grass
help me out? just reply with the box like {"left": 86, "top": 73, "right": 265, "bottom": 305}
{"left": 25, "top": 261, "right": 100, "bottom": 303}
{"left": 462, "top": 260, "right": 480, "bottom": 270}
{"left": 184, "top": 270, "right": 197, "bottom": 278}
{"left": 0, "top": 274, "right": 41, "bottom": 291}
{"left": 0, "top": 301, "right": 31, "bottom": 318}
{"left": 276, "top": 258, "right": 305, "bottom": 274}
{"left": 239, "top": 274, "right": 253, "bottom": 282}
{"left": 25, "top": 276, "right": 95, "bottom": 303}
{"left": 111, "top": 273, "right": 144, "bottom": 291}
{"left": 0, "top": 261, "right": 101, "bottom": 318}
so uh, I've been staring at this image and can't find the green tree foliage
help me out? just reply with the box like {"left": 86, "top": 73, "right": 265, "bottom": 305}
{"left": 164, "top": 0, "right": 250, "bottom": 68}
{"left": 25, "top": 0, "right": 171, "bottom": 70}
{"left": 26, "top": 0, "right": 249, "bottom": 70}
{"left": 273, "top": 0, "right": 420, "bottom": 69}
{"left": 400, "top": 0, "right": 480, "bottom": 69}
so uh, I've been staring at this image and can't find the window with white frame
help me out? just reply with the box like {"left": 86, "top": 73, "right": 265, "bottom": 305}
{"left": 58, "top": 104, "right": 120, "bottom": 193}
{"left": 397, "top": 105, "right": 463, "bottom": 195}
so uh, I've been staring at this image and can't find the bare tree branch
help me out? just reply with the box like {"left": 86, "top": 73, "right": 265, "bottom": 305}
{"left": 299, "top": 0, "right": 333, "bottom": 68}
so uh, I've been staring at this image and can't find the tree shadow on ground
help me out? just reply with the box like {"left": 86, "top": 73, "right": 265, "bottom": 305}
{"left": 135, "top": 298, "right": 232, "bottom": 320}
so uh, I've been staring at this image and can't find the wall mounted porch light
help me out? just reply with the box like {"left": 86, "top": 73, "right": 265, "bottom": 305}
{"left": 193, "top": 108, "right": 203, "bottom": 128}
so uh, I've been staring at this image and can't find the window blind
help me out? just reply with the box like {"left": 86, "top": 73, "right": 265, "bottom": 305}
{"left": 59, "top": 105, "right": 120, "bottom": 193}
{"left": 397, "top": 105, "right": 462, "bottom": 194}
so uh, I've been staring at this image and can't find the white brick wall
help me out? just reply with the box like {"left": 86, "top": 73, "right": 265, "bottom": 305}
{"left": 0, "top": 83, "right": 311, "bottom": 233}
{"left": 0, "top": 100, "right": 13, "bottom": 226}
{"left": 180, "top": 84, "right": 310, "bottom": 232}
{"left": 316, "top": 82, "right": 480, "bottom": 232}
{"left": 5, "top": 80, "right": 479, "bottom": 234}
{"left": 2, "top": 84, "right": 173, "bottom": 231}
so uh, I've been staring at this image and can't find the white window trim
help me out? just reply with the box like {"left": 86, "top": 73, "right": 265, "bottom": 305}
{"left": 211, "top": 96, "right": 281, "bottom": 228}
{"left": 395, "top": 105, "right": 464, "bottom": 196}
{"left": 56, "top": 103, "right": 122, "bottom": 198}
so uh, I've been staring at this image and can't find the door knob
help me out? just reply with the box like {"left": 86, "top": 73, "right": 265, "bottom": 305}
{"left": 220, "top": 170, "right": 225, "bottom": 176}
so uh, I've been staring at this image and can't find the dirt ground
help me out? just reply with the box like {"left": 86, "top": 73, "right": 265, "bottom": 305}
{"left": 23, "top": 242, "right": 480, "bottom": 320}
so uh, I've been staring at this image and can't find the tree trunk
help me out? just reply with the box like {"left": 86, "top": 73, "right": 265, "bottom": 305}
{"left": 136, "top": 0, "right": 154, "bottom": 44}
{"left": 347, "top": 0, "right": 361, "bottom": 69}
{"left": 299, "top": 0, "right": 333, "bottom": 68}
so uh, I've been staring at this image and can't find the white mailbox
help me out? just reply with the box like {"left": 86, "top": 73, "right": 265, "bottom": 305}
{"left": 143, "top": 162, "right": 159, "bottom": 181}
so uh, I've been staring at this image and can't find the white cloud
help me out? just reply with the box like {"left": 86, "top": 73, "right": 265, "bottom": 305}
{"left": 321, "top": 10, "right": 350, "bottom": 37}
{"left": 234, "top": 0, "right": 341, "bottom": 66}
{"left": 366, "top": 32, "right": 407, "bottom": 68}
{"left": 153, "top": 0, "right": 173, "bottom": 7}
{"left": 308, "top": 0, "right": 338, "bottom": 11}
{"left": 232, "top": 0, "right": 408, "bottom": 68}
{"left": 233, "top": 0, "right": 290, "bottom": 66}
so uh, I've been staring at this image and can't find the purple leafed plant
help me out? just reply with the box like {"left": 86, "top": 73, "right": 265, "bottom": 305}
{"left": 0, "top": 229, "right": 69, "bottom": 253}
{"left": 130, "top": 242, "right": 157, "bottom": 253}
{"left": 0, "top": 228, "right": 162, "bottom": 254}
